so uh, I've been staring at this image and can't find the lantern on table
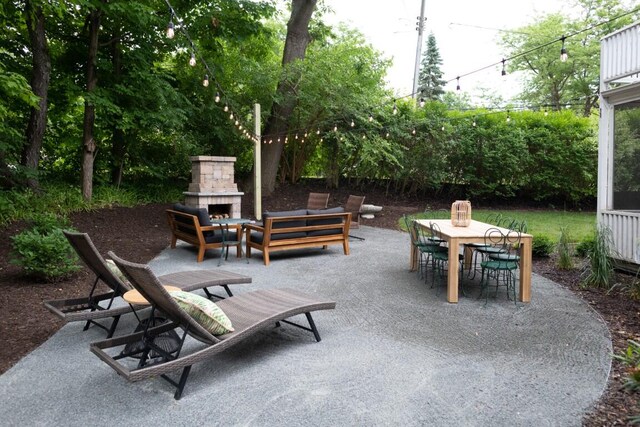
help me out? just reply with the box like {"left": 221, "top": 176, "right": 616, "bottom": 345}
{"left": 451, "top": 200, "right": 472, "bottom": 227}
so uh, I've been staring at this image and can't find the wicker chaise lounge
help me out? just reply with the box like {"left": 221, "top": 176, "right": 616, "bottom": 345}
{"left": 43, "top": 231, "right": 251, "bottom": 338}
{"left": 90, "top": 252, "right": 336, "bottom": 400}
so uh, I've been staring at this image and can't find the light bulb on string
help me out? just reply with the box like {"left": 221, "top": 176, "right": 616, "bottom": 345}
{"left": 560, "top": 35, "right": 568, "bottom": 62}
{"left": 189, "top": 53, "right": 196, "bottom": 67}
{"left": 472, "top": 119, "right": 477, "bottom": 127}
{"left": 369, "top": 114, "right": 373, "bottom": 122}
{"left": 229, "top": 112, "right": 234, "bottom": 120}
{"left": 351, "top": 119, "right": 355, "bottom": 127}
{"left": 333, "top": 125, "right": 338, "bottom": 132}
{"left": 441, "top": 125, "right": 445, "bottom": 131}
{"left": 295, "top": 133, "right": 298, "bottom": 140}
{"left": 316, "top": 129, "right": 320, "bottom": 135}
{"left": 419, "top": 98, "right": 425, "bottom": 108}
{"left": 385, "top": 132, "right": 390, "bottom": 138}
{"left": 234, "top": 120, "right": 239, "bottom": 126}
{"left": 304, "top": 132, "right": 308, "bottom": 138}
{"left": 202, "top": 74, "right": 209, "bottom": 87}
{"left": 166, "top": 19, "right": 175, "bottom": 39}
{"left": 214, "top": 92, "right": 220, "bottom": 103}
{"left": 362, "top": 134, "right": 366, "bottom": 139}
{"left": 277, "top": 137, "right": 281, "bottom": 143}
{"left": 506, "top": 111, "right": 511, "bottom": 123}
{"left": 412, "top": 128, "right": 416, "bottom": 135}
{"left": 501, "top": 59, "right": 507, "bottom": 76}
{"left": 392, "top": 102, "right": 398, "bottom": 115}
{"left": 238, "top": 125, "right": 242, "bottom": 130}
{"left": 223, "top": 104, "right": 229, "bottom": 112}
{"left": 456, "top": 77, "right": 461, "bottom": 91}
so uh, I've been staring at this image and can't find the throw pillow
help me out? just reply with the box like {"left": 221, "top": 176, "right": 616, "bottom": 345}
{"left": 169, "top": 290, "right": 234, "bottom": 336}
{"left": 105, "top": 259, "right": 132, "bottom": 287}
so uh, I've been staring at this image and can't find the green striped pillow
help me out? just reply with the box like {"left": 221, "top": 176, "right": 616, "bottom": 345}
{"left": 169, "top": 290, "right": 234, "bottom": 336}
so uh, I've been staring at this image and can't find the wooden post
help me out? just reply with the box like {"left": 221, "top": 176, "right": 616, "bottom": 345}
{"left": 254, "top": 103, "right": 262, "bottom": 220}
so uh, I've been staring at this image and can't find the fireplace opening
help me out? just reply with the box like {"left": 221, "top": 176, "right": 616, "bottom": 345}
{"left": 208, "top": 204, "right": 232, "bottom": 219}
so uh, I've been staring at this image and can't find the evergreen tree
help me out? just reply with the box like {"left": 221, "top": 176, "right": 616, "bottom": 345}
{"left": 418, "top": 33, "right": 445, "bottom": 100}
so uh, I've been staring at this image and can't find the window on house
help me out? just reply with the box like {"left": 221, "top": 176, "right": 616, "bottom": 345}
{"left": 613, "top": 100, "right": 640, "bottom": 210}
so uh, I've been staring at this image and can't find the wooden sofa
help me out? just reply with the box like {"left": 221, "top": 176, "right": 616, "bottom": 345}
{"left": 245, "top": 208, "right": 351, "bottom": 266}
{"left": 166, "top": 204, "right": 242, "bottom": 262}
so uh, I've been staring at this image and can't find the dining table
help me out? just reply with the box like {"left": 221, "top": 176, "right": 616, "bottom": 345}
{"left": 412, "top": 219, "right": 533, "bottom": 303}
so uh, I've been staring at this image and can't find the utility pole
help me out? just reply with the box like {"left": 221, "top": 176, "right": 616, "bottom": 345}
{"left": 412, "top": 0, "right": 427, "bottom": 99}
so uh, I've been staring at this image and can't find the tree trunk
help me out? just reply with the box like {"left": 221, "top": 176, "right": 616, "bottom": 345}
{"left": 110, "top": 29, "right": 125, "bottom": 186}
{"left": 260, "top": 0, "right": 316, "bottom": 195}
{"left": 22, "top": 1, "right": 51, "bottom": 190}
{"left": 81, "top": 7, "right": 101, "bottom": 201}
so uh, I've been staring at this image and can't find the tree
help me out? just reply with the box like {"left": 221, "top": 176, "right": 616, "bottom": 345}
{"left": 260, "top": 0, "right": 317, "bottom": 195}
{"left": 417, "top": 33, "right": 445, "bottom": 101}
{"left": 22, "top": 0, "right": 51, "bottom": 190}
{"left": 500, "top": 0, "right": 638, "bottom": 116}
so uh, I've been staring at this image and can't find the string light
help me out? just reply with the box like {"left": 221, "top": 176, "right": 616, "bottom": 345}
{"left": 419, "top": 98, "right": 425, "bottom": 108}
{"left": 166, "top": 19, "right": 175, "bottom": 39}
{"left": 456, "top": 77, "right": 461, "bottom": 91}
{"left": 333, "top": 125, "right": 338, "bottom": 132}
{"left": 501, "top": 59, "right": 507, "bottom": 76}
{"left": 316, "top": 129, "right": 320, "bottom": 135}
{"left": 472, "top": 119, "right": 477, "bottom": 127}
{"left": 351, "top": 119, "right": 355, "bottom": 127}
{"left": 506, "top": 111, "right": 511, "bottom": 122}
{"left": 392, "top": 102, "right": 398, "bottom": 115}
{"left": 369, "top": 114, "right": 373, "bottom": 122}
{"left": 202, "top": 74, "right": 209, "bottom": 87}
{"left": 560, "top": 35, "right": 568, "bottom": 62}
{"left": 412, "top": 128, "right": 416, "bottom": 135}
{"left": 189, "top": 52, "right": 196, "bottom": 67}
{"left": 223, "top": 104, "right": 229, "bottom": 112}
{"left": 214, "top": 92, "right": 220, "bottom": 103}
{"left": 385, "top": 132, "right": 390, "bottom": 138}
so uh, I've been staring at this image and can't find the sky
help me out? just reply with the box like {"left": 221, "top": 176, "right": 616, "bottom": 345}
{"left": 322, "top": 0, "right": 563, "bottom": 102}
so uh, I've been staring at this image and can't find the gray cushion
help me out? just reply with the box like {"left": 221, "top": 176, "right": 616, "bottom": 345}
{"left": 307, "top": 206, "right": 345, "bottom": 227}
{"left": 173, "top": 203, "right": 211, "bottom": 227}
{"left": 250, "top": 231, "right": 307, "bottom": 244}
{"left": 263, "top": 209, "right": 307, "bottom": 229}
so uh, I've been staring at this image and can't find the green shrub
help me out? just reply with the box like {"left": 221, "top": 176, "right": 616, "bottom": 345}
{"left": 581, "top": 225, "right": 615, "bottom": 289}
{"left": 10, "top": 214, "right": 80, "bottom": 281}
{"left": 532, "top": 234, "right": 554, "bottom": 257}
{"left": 575, "top": 235, "right": 596, "bottom": 258}
{"left": 556, "top": 226, "right": 574, "bottom": 270}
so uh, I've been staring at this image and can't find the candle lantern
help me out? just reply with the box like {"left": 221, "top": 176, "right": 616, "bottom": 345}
{"left": 451, "top": 200, "right": 472, "bottom": 227}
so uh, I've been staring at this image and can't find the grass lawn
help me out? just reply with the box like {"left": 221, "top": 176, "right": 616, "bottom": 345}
{"left": 401, "top": 209, "right": 597, "bottom": 243}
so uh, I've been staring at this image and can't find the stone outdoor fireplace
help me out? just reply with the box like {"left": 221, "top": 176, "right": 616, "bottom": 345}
{"left": 183, "top": 156, "right": 243, "bottom": 218}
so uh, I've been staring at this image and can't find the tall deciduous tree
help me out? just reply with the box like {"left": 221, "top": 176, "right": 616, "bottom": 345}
{"left": 22, "top": 0, "right": 50, "bottom": 190}
{"left": 81, "top": 4, "right": 101, "bottom": 201}
{"left": 260, "top": 0, "right": 317, "bottom": 195}
{"left": 500, "top": 0, "right": 638, "bottom": 116}
{"left": 417, "top": 33, "right": 445, "bottom": 101}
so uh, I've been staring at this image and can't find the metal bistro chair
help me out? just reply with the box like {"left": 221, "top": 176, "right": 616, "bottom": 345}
{"left": 427, "top": 222, "right": 464, "bottom": 290}
{"left": 479, "top": 227, "right": 522, "bottom": 305}
{"left": 406, "top": 217, "right": 447, "bottom": 280}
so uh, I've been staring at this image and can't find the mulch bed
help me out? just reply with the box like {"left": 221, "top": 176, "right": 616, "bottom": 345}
{"left": 0, "top": 182, "right": 638, "bottom": 425}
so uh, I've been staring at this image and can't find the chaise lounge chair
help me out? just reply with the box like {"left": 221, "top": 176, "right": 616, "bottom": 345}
{"left": 90, "top": 252, "right": 336, "bottom": 400}
{"left": 43, "top": 231, "right": 251, "bottom": 338}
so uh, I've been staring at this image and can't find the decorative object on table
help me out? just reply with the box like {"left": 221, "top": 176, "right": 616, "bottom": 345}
{"left": 451, "top": 200, "right": 472, "bottom": 227}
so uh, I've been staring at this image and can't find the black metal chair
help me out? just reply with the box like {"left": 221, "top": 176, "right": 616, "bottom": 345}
{"left": 479, "top": 227, "right": 522, "bottom": 305}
